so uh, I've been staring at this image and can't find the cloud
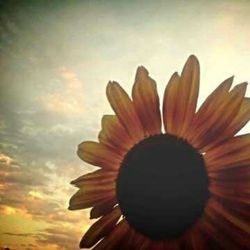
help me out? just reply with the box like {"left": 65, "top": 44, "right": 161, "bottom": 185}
{"left": 0, "top": 205, "right": 18, "bottom": 215}
{"left": 0, "top": 151, "right": 92, "bottom": 250}
{"left": 2, "top": 232, "right": 36, "bottom": 237}
{"left": 34, "top": 224, "right": 86, "bottom": 250}
{"left": 39, "top": 67, "right": 85, "bottom": 116}
{"left": 0, "top": 154, "right": 15, "bottom": 165}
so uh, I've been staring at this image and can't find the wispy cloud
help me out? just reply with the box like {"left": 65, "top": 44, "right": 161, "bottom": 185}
{"left": 0, "top": 151, "right": 91, "bottom": 250}
{"left": 39, "top": 67, "right": 86, "bottom": 116}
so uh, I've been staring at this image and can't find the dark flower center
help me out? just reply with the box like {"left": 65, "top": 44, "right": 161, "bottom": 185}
{"left": 116, "top": 134, "right": 209, "bottom": 240}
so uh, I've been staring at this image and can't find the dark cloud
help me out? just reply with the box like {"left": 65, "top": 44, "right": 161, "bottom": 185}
{"left": 0, "top": 146, "right": 91, "bottom": 250}
{"left": 20, "top": 243, "right": 37, "bottom": 250}
{"left": 0, "top": 158, "right": 49, "bottom": 189}
{"left": 35, "top": 225, "right": 81, "bottom": 250}
{"left": 2, "top": 232, "right": 36, "bottom": 237}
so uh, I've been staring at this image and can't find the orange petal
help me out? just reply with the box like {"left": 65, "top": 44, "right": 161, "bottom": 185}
{"left": 191, "top": 76, "right": 233, "bottom": 129}
{"left": 176, "top": 55, "right": 200, "bottom": 137}
{"left": 209, "top": 199, "right": 250, "bottom": 233}
{"left": 190, "top": 82, "right": 247, "bottom": 151}
{"left": 213, "top": 196, "right": 250, "bottom": 224}
{"left": 163, "top": 240, "right": 180, "bottom": 250}
{"left": 80, "top": 206, "right": 121, "bottom": 248}
{"left": 185, "top": 225, "right": 209, "bottom": 250}
{"left": 137, "top": 239, "right": 152, "bottom": 250}
{"left": 90, "top": 198, "right": 117, "bottom": 219}
{"left": 210, "top": 179, "right": 250, "bottom": 196}
{"left": 117, "top": 227, "right": 150, "bottom": 250}
{"left": 71, "top": 169, "right": 117, "bottom": 188}
{"left": 149, "top": 241, "right": 166, "bottom": 250}
{"left": 119, "top": 227, "right": 136, "bottom": 249}
{"left": 198, "top": 216, "right": 239, "bottom": 249}
{"left": 163, "top": 72, "right": 180, "bottom": 135}
{"left": 126, "top": 227, "right": 151, "bottom": 250}
{"left": 98, "top": 115, "right": 133, "bottom": 154}
{"left": 205, "top": 98, "right": 250, "bottom": 151}
{"left": 93, "top": 219, "right": 130, "bottom": 250}
{"left": 77, "top": 141, "right": 122, "bottom": 170}
{"left": 163, "top": 55, "right": 200, "bottom": 138}
{"left": 226, "top": 97, "right": 250, "bottom": 134}
{"left": 186, "top": 77, "right": 233, "bottom": 144}
{"left": 205, "top": 134, "right": 250, "bottom": 162}
{"left": 209, "top": 182, "right": 250, "bottom": 205}
{"left": 69, "top": 187, "right": 116, "bottom": 210}
{"left": 106, "top": 81, "right": 144, "bottom": 143}
{"left": 208, "top": 166, "right": 250, "bottom": 182}
{"left": 132, "top": 66, "right": 162, "bottom": 136}
{"left": 75, "top": 181, "right": 115, "bottom": 196}
{"left": 205, "top": 134, "right": 250, "bottom": 171}
{"left": 205, "top": 199, "right": 250, "bottom": 249}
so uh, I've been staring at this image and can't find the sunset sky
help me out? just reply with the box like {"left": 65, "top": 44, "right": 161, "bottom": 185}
{"left": 0, "top": 1, "right": 250, "bottom": 249}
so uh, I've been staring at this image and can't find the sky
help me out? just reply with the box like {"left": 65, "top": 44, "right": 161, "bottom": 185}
{"left": 0, "top": 0, "right": 250, "bottom": 249}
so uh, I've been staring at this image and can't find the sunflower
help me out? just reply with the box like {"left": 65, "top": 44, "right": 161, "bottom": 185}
{"left": 69, "top": 55, "right": 250, "bottom": 249}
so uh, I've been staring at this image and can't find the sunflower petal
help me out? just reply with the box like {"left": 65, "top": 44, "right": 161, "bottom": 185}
{"left": 136, "top": 238, "right": 151, "bottom": 250}
{"left": 93, "top": 219, "right": 130, "bottom": 250}
{"left": 163, "top": 240, "right": 180, "bottom": 250}
{"left": 98, "top": 115, "right": 133, "bottom": 154}
{"left": 132, "top": 66, "right": 162, "bottom": 136}
{"left": 210, "top": 179, "right": 250, "bottom": 196}
{"left": 186, "top": 226, "right": 209, "bottom": 250}
{"left": 90, "top": 198, "right": 117, "bottom": 219}
{"left": 186, "top": 77, "right": 233, "bottom": 144}
{"left": 176, "top": 55, "right": 200, "bottom": 137}
{"left": 163, "top": 72, "right": 180, "bottom": 135}
{"left": 204, "top": 98, "right": 250, "bottom": 151}
{"left": 75, "top": 181, "right": 115, "bottom": 196}
{"left": 191, "top": 76, "right": 233, "bottom": 126}
{"left": 69, "top": 187, "right": 116, "bottom": 210}
{"left": 213, "top": 196, "right": 250, "bottom": 224}
{"left": 210, "top": 199, "right": 250, "bottom": 233}
{"left": 118, "top": 227, "right": 150, "bottom": 250}
{"left": 106, "top": 81, "right": 144, "bottom": 142}
{"left": 190, "top": 82, "right": 247, "bottom": 150}
{"left": 208, "top": 166, "right": 250, "bottom": 182}
{"left": 227, "top": 97, "right": 250, "bottom": 133}
{"left": 149, "top": 242, "right": 165, "bottom": 250}
{"left": 80, "top": 206, "right": 121, "bottom": 248}
{"left": 209, "top": 182, "right": 250, "bottom": 205}
{"left": 205, "top": 134, "right": 250, "bottom": 162}
{"left": 163, "top": 55, "right": 200, "bottom": 138}
{"left": 77, "top": 141, "right": 122, "bottom": 170}
{"left": 205, "top": 199, "right": 250, "bottom": 249}
{"left": 125, "top": 228, "right": 151, "bottom": 250}
{"left": 198, "top": 216, "right": 240, "bottom": 250}
{"left": 205, "top": 134, "right": 250, "bottom": 171}
{"left": 71, "top": 169, "right": 117, "bottom": 188}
